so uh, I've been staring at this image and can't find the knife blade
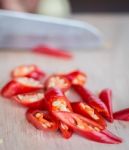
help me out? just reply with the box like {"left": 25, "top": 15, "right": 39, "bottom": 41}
{"left": 0, "top": 10, "right": 102, "bottom": 50}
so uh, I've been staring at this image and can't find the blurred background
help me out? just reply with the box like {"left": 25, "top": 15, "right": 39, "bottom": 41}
{"left": 0, "top": 0, "right": 129, "bottom": 18}
{"left": 70, "top": 0, "right": 129, "bottom": 13}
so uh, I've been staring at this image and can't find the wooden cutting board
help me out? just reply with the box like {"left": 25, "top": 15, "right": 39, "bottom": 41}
{"left": 0, "top": 14, "right": 129, "bottom": 150}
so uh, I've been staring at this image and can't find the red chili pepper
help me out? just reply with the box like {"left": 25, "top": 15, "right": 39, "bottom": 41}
{"left": 45, "top": 88, "right": 73, "bottom": 138}
{"left": 26, "top": 109, "right": 58, "bottom": 131}
{"left": 65, "top": 70, "right": 87, "bottom": 86}
{"left": 99, "top": 89, "right": 113, "bottom": 122}
{"left": 45, "top": 74, "right": 71, "bottom": 92}
{"left": 72, "top": 85, "right": 109, "bottom": 118}
{"left": 59, "top": 122, "right": 73, "bottom": 139}
{"left": 11, "top": 64, "right": 45, "bottom": 80}
{"left": 32, "top": 45, "right": 72, "bottom": 59}
{"left": 71, "top": 101, "right": 106, "bottom": 128}
{"left": 13, "top": 91, "right": 47, "bottom": 109}
{"left": 53, "top": 111, "right": 122, "bottom": 144}
{"left": 113, "top": 108, "right": 129, "bottom": 121}
{"left": 1, "top": 77, "right": 43, "bottom": 98}
{"left": 45, "top": 88, "right": 73, "bottom": 112}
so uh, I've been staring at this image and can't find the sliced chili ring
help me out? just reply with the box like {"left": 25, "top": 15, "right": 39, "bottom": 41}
{"left": 13, "top": 91, "right": 46, "bottom": 109}
{"left": 65, "top": 70, "right": 87, "bottom": 86}
{"left": 71, "top": 101, "right": 107, "bottom": 128}
{"left": 26, "top": 109, "right": 58, "bottom": 131}
{"left": 11, "top": 64, "right": 45, "bottom": 80}
{"left": 1, "top": 77, "right": 43, "bottom": 98}
{"left": 53, "top": 111, "right": 122, "bottom": 144}
{"left": 45, "top": 75, "right": 71, "bottom": 92}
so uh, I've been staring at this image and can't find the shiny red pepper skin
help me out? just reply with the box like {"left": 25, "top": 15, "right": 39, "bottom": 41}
{"left": 65, "top": 70, "right": 86, "bottom": 86}
{"left": 1, "top": 78, "right": 43, "bottom": 98}
{"left": 71, "top": 101, "right": 107, "bottom": 128}
{"left": 45, "top": 88, "right": 73, "bottom": 138}
{"left": 32, "top": 45, "right": 72, "bottom": 59}
{"left": 113, "top": 108, "right": 129, "bottom": 121}
{"left": 26, "top": 109, "right": 58, "bottom": 131}
{"left": 53, "top": 111, "right": 122, "bottom": 144}
{"left": 72, "top": 85, "right": 109, "bottom": 118}
{"left": 99, "top": 89, "right": 113, "bottom": 122}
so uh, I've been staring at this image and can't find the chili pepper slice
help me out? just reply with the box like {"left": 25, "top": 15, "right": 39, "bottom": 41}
{"left": 113, "top": 108, "right": 129, "bottom": 121}
{"left": 72, "top": 84, "right": 109, "bottom": 118}
{"left": 71, "top": 101, "right": 106, "bottom": 128}
{"left": 26, "top": 109, "right": 58, "bottom": 131}
{"left": 99, "top": 89, "right": 113, "bottom": 122}
{"left": 53, "top": 111, "right": 122, "bottom": 144}
{"left": 65, "top": 70, "right": 86, "bottom": 86}
{"left": 59, "top": 122, "right": 73, "bottom": 139}
{"left": 45, "top": 88, "right": 73, "bottom": 138}
{"left": 11, "top": 64, "right": 45, "bottom": 80}
{"left": 32, "top": 45, "right": 72, "bottom": 59}
{"left": 13, "top": 91, "right": 46, "bottom": 109}
{"left": 1, "top": 77, "right": 43, "bottom": 98}
{"left": 45, "top": 75, "right": 71, "bottom": 92}
{"left": 45, "top": 88, "right": 73, "bottom": 112}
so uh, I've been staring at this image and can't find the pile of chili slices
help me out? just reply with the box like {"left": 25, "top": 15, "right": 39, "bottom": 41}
{"left": 1, "top": 65, "right": 128, "bottom": 144}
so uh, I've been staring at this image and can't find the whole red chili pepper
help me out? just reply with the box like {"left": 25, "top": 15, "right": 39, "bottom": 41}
{"left": 99, "top": 89, "right": 113, "bottom": 122}
{"left": 113, "top": 108, "right": 129, "bottom": 121}
{"left": 53, "top": 111, "right": 122, "bottom": 144}
{"left": 72, "top": 85, "right": 109, "bottom": 118}
{"left": 32, "top": 45, "right": 72, "bottom": 59}
{"left": 26, "top": 109, "right": 58, "bottom": 131}
{"left": 71, "top": 101, "right": 107, "bottom": 128}
{"left": 45, "top": 88, "right": 73, "bottom": 138}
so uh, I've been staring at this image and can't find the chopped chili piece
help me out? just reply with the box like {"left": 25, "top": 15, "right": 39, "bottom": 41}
{"left": 99, "top": 89, "right": 113, "bottom": 122}
{"left": 71, "top": 101, "right": 106, "bottom": 128}
{"left": 11, "top": 64, "right": 45, "bottom": 80}
{"left": 32, "top": 45, "right": 72, "bottom": 59}
{"left": 26, "top": 109, "right": 58, "bottom": 131}
{"left": 113, "top": 108, "right": 129, "bottom": 121}
{"left": 13, "top": 91, "right": 46, "bottom": 109}
{"left": 72, "top": 85, "right": 109, "bottom": 118}
{"left": 45, "top": 88, "right": 73, "bottom": 138}
{"left": 45, "top": 74, "right": 71, "bottom": 92}
{"left": 59, "top": 122, "right": 73, "bottom": 139}
{"left": 1, "top": 77, "right": 43, "bottom": 98}
{"left": 65, "top": 70, "right": 87, "bottom": 86}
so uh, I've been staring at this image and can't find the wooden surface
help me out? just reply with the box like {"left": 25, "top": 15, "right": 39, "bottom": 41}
{"left": 0, "top": 14, "right": 129, "bottom": 150}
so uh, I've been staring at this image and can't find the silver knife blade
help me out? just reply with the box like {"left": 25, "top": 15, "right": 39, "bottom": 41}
{"left": 0, "top": 10, "right": 102, "bottom": 50}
